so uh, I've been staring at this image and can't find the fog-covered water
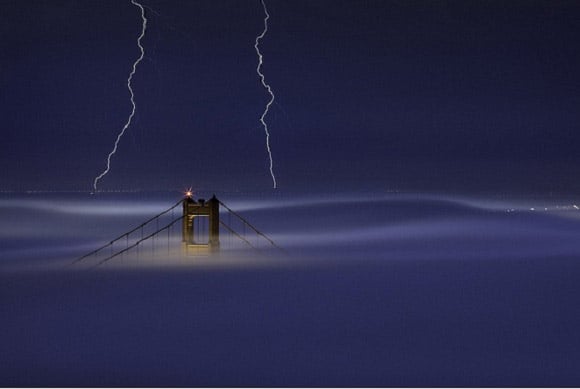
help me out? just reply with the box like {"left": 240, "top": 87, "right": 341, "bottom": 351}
{"left": 2, "top": 191, "right": 580, "bottom": 385}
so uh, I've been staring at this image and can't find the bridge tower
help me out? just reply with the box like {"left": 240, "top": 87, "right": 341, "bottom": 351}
{"left": 182, "top": 194, "right": 220, "bottom": 253}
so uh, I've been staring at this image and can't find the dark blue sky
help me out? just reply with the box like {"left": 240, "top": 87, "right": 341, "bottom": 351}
{"left": 2, "top": 0, "right": 580, "bottom": 194}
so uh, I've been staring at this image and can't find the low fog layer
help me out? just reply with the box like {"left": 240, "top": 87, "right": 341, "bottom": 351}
{"left": 2, "top": 192, "right": 580, "bottom": 385}
{"left": 2, "top": 191, "right": 580, "bottom": 270}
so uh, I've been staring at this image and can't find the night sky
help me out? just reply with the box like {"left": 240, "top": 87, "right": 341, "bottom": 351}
{"left": 4, "top": 3, "right": 580, "bottom": 385}
{"left": 2, "top": 0, "right": 580, "bottom": 195}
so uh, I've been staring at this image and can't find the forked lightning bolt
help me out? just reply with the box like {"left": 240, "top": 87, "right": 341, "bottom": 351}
{"left": 255, "top": 0, "right": 277, "bottom": 189}
{"left": 93, "top": 0, "right": 147, "bottom": 192}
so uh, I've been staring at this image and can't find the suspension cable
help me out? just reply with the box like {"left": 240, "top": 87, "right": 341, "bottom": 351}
{"left": 218, "top": 200, "right": 282, "bottom": 250}
{"left": 93, "top": 215, "right": 185, "bottom": 268}
{"left": 219, "top": 220, "right": 256, "bottom": 250}
{"left": 72, "top": 198, "right": 183, "bottom": 265}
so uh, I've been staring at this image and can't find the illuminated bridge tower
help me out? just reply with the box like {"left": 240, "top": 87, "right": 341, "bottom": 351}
{"left": 182, "top": 195, "right": 220, "bottom": 253}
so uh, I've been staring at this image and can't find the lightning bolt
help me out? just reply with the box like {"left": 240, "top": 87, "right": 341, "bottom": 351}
{"left": 255, "top": 0, "right": 277, "bottom": 189}
{"left": 93, "top": 0, "right": 147, "bottom": 192}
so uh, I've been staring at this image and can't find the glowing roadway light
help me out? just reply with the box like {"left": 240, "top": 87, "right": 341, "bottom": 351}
{"left": 255, "top": 0, "right": 277, "bottom": 189}
{"left": 93, "top": 0, "right": 147, "bottom": 192}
